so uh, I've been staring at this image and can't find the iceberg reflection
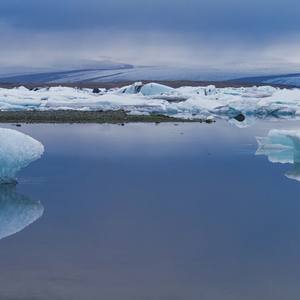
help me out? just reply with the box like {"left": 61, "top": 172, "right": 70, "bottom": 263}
{"left": 0, "top": 185, "right": 44, "bottom": 240}
{"left": 256, "top": 129, "right": 300, "bottom": 182}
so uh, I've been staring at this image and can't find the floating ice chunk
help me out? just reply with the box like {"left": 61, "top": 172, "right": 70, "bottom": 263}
{"left": 1, "top": 83, "right": 300, "bottom": 125}
{"left": 0, "top": 185, "right": 43, "bottom": 240}
{"left": 256, "top": 129, "right": 300, "bottom": 181}
{"left": 118, "top": 82, "right": 174, "bottom": 96}
{"left": 256, "top": 130, "right": 299, "bottom": 163}
{"left": 118, "top": 82, "right": 143, "bottom": 94}
{"left": 140, "top": 83, "right": 174, "bottom": 96}
{"left": 0, "top": 128, "right": 44, "bottom": 184}
{"left": 228, "top": 116, "right": 256, "bottom": 128}
{"left": 204, "top": 85, "right": 217, "bottom": 96}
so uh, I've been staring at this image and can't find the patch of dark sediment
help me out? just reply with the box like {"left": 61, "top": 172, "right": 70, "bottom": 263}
{"left": 0, "top": 110, "right": 215, "bottom": 124}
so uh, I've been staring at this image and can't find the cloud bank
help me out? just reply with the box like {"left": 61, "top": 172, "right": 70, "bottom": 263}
{"left": 0, "top": 0, "right": 300, "bottom": 74}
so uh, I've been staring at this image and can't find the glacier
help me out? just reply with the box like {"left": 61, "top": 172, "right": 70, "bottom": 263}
{"left": 0, "top": 128, "right": 44, "bottom": 184}
{"left": 256, "top": 129, "right": 300, "bottom": 181}
{"left": 1, "top": 82, "right": 300, "bottom": 123}
{"left": 0, "top": 185, "right": 43, "bottom": 240}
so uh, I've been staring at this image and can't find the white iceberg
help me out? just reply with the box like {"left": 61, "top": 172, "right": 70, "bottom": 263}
{"left": 0, "top": 128, "right": 44, "bottom": 184}
{"left": 256, "top": 129, "right": 300, "bottom": 181}
{"left": 139, "top": 83, "right": 174, "bottom": 96}
{"left": 1, "top": 82, "right": 300, "bottom": 124}
{"left": 117, "top": 82, "right": 174, "bottom": 96}
{"left": 0, "top": 185, "right": 43, "bottom": 240}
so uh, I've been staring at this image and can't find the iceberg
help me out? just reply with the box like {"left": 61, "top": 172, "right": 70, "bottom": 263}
{"left": 256, "top": 129, "right": 300, "bottom": 181}
{"left": 0, "top": 128, "right": 44, "bottom": 184}
{"left": 118, "top": 82, "right": 174, "bottom": 96}
{"left": 139, "top": 83, "right": 174, "bottom": 96}
{"left": 1, "top": 82, "right": 300, "bottom": 124}
{"left": 0, "top": 185, "right": 43, "bottom": 240}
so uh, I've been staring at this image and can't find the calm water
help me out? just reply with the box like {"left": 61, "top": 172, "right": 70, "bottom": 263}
{"left": 1, "top": 121, "right": 300, "bottom": 299}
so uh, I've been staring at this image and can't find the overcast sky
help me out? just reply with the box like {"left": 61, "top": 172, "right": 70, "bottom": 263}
{"left": 1, "top": 0, "right": 300, "bottom": 73}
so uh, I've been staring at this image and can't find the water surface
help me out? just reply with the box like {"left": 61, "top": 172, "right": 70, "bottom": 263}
{"left": 1, "top": 121, "right": 300, "bottom": 300}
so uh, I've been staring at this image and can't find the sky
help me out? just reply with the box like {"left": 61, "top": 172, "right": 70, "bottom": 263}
{"left": 0, "top": 0, "right": 300, "bottom": 74}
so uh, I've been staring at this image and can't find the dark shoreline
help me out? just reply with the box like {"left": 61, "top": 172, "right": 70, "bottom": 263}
{"left": 0, "top": 110, "right": 212, "bottom": 124}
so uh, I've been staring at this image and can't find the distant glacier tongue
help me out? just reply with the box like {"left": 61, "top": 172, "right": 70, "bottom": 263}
{"left": 0, "top": 128, "right": 44, "bottom": 184}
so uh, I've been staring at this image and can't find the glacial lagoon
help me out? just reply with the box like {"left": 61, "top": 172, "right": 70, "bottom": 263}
{"left": 1, "top": 121, "right": 300, "bottom": 299}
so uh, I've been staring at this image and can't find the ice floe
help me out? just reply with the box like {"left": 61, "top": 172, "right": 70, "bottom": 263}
{"left": 256, "top": 129, "right": 300, "bottom": 181}
{"left": 0, "top": 128, "right": 44, "bottom": 184}
{"left": 1, "top": 82, "right": 300, "bottom": 124}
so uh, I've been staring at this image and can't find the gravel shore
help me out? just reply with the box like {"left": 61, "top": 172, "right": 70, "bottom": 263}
{"left": 0, "top": 110, "right": 212, "bottom": 124}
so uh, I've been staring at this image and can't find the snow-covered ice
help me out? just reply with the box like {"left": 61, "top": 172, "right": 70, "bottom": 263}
{"left": 256, "top": 129, "right": 300, "bottom": 181}
{"left": 1, "top": 82, "right": 300, "bottom": 124}
{"left": 118, "top": 82, "right": 174, "bottom": 96}
{"left": 0, "top": 185, "right": 43, "bottom": 240}
{"left": 0, "top": 128, "right": 44, "bottom": 184}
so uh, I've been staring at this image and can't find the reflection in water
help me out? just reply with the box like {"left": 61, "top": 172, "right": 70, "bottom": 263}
{"left": 256, "top": 129, "right": 300, "bottom": 181}
{"left": 0, "top": 185, "right": 44, "bottom": 240}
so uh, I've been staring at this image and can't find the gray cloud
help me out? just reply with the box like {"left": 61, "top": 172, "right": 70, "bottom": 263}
{"left": 0, "top": 0, "right": 300, "bottom": 73}
{"left": 1, "top": 0, "right": 300, "bottom": 38}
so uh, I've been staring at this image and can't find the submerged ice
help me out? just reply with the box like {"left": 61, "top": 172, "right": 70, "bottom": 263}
{"left": 256, "top": 129, "right": 300, "bottom": 181}
{"left": 1, "top": 82, "right": 300, "bottom": 123}
{"left": 0, "top": 185, "right": 43, "bottom": 240}
{"left": 0, "top": 128, "right": 44, "bottom": 184}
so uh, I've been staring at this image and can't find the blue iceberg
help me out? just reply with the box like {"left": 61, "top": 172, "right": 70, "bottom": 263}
{"left": 0, "top": 128, "right": 44, "bottom": 184}
{"left": 256, "top": 129, "right": 300, "bottom": 181}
